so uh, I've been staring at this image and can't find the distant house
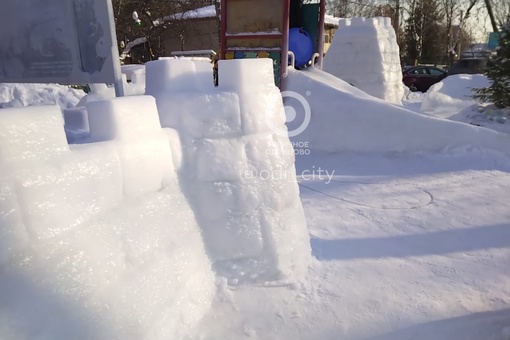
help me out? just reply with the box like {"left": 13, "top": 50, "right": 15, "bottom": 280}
{"left": 160, "top": 5, "right": 219, "bottom": 54}
{"left": 121, "top": 5, "right": 219, "bottom": 62}
{"left": 121, "top": 5, "right": 341, "bottom": 61}
{"left": 324, "top": 15, "right": 340, "bottom": 53}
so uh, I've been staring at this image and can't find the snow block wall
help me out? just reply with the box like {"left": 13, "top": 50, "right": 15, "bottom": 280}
{"left": 0, "top": 101, "right": 215, "bottom": 339}
{"left": 146, "top": 58, "right": 311, "bottom": 283}
{"left": 323, "top": 17, "right": 404, "bottom": 104}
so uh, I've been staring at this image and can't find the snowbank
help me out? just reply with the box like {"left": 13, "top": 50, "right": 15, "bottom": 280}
{"left": 147, "top": 58, "right": 311, "bottom": 283}
{"left": 0, "top": 83, "right": 85, "bottom": 109}
{"left": 285, "top": 67, "right": 510, "bottom": 154}
{"left": 449, "top": 104, "right": 510, "bottom": 135}
{"left": 0, "top": 100, "right": 215, "bottom": 339}
{"left": 421, "top": 74, "right": 491, "bottom": 115}
{"left": 323, "top": 17, "right": 404, "bottom": 104}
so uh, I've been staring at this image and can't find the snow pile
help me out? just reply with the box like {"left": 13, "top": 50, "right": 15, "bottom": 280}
{"left": 323, "top": 17, "right": 404, "bottom": 104}
{"left": 421, "top": 74, "right": 491, "bottom": 115}
{"left": 0, "top": 100, "right": 215, "bottom": 339}
{"left": 285, "top": 67, "right": 510, "bottom": 154}
{"left": 448, "top": 104, "right": 510, "bottom": 135}
{"left": 0, "top": 83, "right": 85, "bottom": 109}
{"left": 147, "top": 58, "right": 311, "bottom": 283}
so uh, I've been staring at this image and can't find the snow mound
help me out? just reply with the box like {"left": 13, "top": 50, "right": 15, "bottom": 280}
{"left": 0, "top": 101, "right": 215, "bottom": 339}
{"left": 421, "top": 74, "right": 491, "bottom": 115}
{"left": 285, "top": 67, "right": 510, "bottom": 154}
{"left": 0, "top": 83, "right": 85, "bottom": 109}
{"left": 323, "top": 17, "right": 404, "bottom": 104}
{"left": 449, "top": 104, "right": 510, "bottom": 135}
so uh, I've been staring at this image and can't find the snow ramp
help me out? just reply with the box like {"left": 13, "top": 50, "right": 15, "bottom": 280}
{"left": 284, "top": 67, "right": 510, "bottom": 154}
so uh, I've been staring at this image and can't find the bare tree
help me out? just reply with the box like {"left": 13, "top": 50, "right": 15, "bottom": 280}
{"left": 113, "top": 0, "right": 215, "bottom": 63}
{"left": 327, "top": 0, "right": 378, "bottom": 18}
{"left": 402, "top": 0, "right": 445, "bottom": 64}
{"left": 492, "top": 0, "right": 510, "bottom": 26}
{"left": 451, "top": 0, "right": 478, "bottom": 58}
{"left": 442, "top": 0, "right": 457, "bottom": 65}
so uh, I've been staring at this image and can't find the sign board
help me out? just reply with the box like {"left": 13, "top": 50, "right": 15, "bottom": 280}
{"left": 0, "top": 0, "right": 121, "bottom": 86}
{"left": 488, "top": 32, "right": 500, "bottom": 50}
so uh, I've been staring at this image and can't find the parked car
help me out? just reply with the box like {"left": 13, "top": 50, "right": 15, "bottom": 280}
{"left": 402, "top": 66, "right": 447, "bottom": 92}
{"left": 447, "top": 58, "right": 488, "bottom": 76}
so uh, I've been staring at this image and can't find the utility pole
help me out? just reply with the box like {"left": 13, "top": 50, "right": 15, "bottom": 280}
{"left": 484, "top": 0, "right": 499, "bottom": 32}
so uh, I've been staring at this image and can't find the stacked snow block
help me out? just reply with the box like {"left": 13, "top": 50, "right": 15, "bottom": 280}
{"left": 147, "top": 58, "right": 311, "bottom": 283}
{"left": 0, "top": 102, "right": 214, "bottom": 339}
{"left": 323, "top": 17, "right": 404, "bottom": 104}
{"left": 87, "top": 96, "right": 176, "bottom": 197}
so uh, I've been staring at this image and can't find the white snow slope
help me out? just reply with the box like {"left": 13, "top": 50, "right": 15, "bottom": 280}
{"left": 284, "top": 67, "right": 510, "bottom": 155}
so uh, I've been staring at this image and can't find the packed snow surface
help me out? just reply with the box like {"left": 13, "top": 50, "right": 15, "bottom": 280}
{"left": 190, "top": 149, "right": 510, "bottom": 340}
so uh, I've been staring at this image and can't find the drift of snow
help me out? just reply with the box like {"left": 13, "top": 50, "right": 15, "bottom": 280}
{"left": 402, "top": 74, "right": 510, "bottom": 136}
{"left": 284, "top": 67, "right": 510, "bottom": 155}
{"left": 0, "top": 83, "right": 85, "bottom": 109}
{"left": 421, "top": 74, "right": 491, "bottom": 117}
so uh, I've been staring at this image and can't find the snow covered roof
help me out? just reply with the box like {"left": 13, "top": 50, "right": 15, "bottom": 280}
{"left": 160, "top": 5, "right": 216, "bottom": 23}
{"left": 120, "top": 37, "right": 147, "bottom": 60}
{"left": 324, "top": 14, "right": 341, "bottom": 27}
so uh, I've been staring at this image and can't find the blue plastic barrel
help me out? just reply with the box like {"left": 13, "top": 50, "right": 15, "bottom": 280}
{"left": 289, "top": 28, "right": 314, "bottom": 68}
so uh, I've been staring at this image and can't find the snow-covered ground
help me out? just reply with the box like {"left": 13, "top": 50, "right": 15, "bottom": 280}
{"left": 1, "top": 60, "right": 510, "bottom": 340}
{"left": 191, "top": 148, "right": 510, "bottom": 340}
{"left": 185, "top": 69, "right": 510, "bottom": 340}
